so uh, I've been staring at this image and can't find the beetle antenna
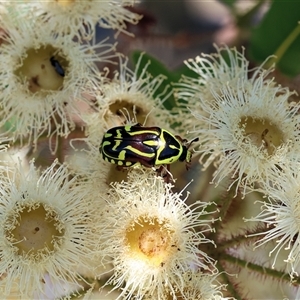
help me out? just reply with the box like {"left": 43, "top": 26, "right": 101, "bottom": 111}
{"left": 187, "top": 137, "right": 199, "bottom": 150}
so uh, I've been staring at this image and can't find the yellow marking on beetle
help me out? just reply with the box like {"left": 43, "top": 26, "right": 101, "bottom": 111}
{"left": 102, "top": 145, "right": 126, "bottom": 162}
{"left": 112, "top": 140, "right": 122, "bottom": 150}
{"left": 126, "top": 161, "right": 132, "bottom": 166}
{"left": 118, "top": 149, "right": 127, "bottom": 160}
{"left": 169, "top": 144, "right": 180, "bottom": 150}
{"left": 143, "top": 140, "right": 160, "bottom": 147}
{"left": 102, "top": 141, "right": 112, "bottom": 147}
{"left": 124, "top": 125, "right": 132, "bottom": 131}
{"left": 186, "top": 151, "right": 192, "bottom": 162}
{"left": 125, "top": 145, "right": 155, "bottom": 158}
{"left": 115, "top": 129, "right": 122, "bottom": 139}
{"left": 118, "top": 160, "right": 123, "bottom": 166}
{"left": 104, "top": 132, "right": 113, "bottom": 138}
{"left": 128, "top": 129, "right": 158, "bottom": 136}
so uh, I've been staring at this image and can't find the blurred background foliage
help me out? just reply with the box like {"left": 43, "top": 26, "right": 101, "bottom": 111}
{"left": 126, "top": 0, "right": 300, "bottom": 107}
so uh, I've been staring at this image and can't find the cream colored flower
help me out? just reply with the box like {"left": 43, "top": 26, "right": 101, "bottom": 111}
{"left": 0, "top": 9, "right": 114, "bottom": 146}
{"left": 78, "top": 55, "right": 174, "bottom": 187}
{"left": 245, "top": 166, "right": 300, "bottom": 277}
{"left": 174, "top": 46, "right": 271, "bottom": 135}
{"left": 143, "top": 271, "right": 230, "bottom": 300}
{"left": 177, "top": 46, "right": 248, "bottom": 108}
{"left": 179, "top": 46, "right": 268, "bottom": 102}
{"left": 79, "top": 284, "right": 121, "bottom": 300}
{"left": 96, "top": 167, "right": 216, "bottom": 299}
{"left": 201, "top": 80, "right": 297, "bottom": 193}
{"left": 177, "top": 46, "right": 298, "bottom": 194}
{"left": 10, "top": 0, "right": 141, "bottom": 40}
{"left": 68, "top": 138, "right": 114, "bottom": 199}
{"left": 0, "top": 160, "right": 98, "bottom": 298}
{"left": 83, "top": 55, "right": 172, "bottom": 147}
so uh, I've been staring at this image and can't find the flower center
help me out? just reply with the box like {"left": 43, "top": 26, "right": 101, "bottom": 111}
{"left": 108, "top": 100, "right": 147, "bottom": 125}
{"left": 125, "top": 217, "right": 174, "bottom": 267}
{"left": 239, "top": 116, "right": 284, "bottom": 156}
{"left": 139, "top": 228, "right": 168, "bottom": 256}
{"left": 15, "top": 45, "right": 68, "bottom": 93}
{"left": 5, "top": 204, "right": 64, "bottom": 260}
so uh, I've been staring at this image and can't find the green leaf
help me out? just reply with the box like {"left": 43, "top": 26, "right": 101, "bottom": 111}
{"left": 249, "top": 1, "right": 300, "bottom": 77}
{"left": 218, "top": 0, "right": 236, "bottom": 8}
{"left": 3, "top": 116, "right": 17, "bottom": 132}
{"left": 173, "top": 63, "right": 199, "bottom": 80}
{"left": 131, "top": 51, "right": 179, "bottom": 110}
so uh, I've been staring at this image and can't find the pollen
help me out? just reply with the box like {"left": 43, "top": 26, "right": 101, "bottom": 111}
{"left": 125, "top": 217, "right": 174, "bottom": 267}
{"left": 239, "top": 116, "right": 284, "bottom": 156}
{"left": 6, "top": 203, "right": 64, "bottom": 260}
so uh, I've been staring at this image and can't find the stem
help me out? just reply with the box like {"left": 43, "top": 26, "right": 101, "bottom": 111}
{"left": 217, "top": 261, "right": 242, "bottom": 300}
{"left": 56, "top": 134, "right": 64, "bottom": 164}
{"left": 208, "top": 181, "right": 238, "bottom": 237}
{"left": 267, "top": 21, "right": 300, "bottom": 68}
{"left": 217, "top": 234, "right": 250, "bottom": 251}
{"left": 221, "top": 253, "right": 300, "bottom": 284}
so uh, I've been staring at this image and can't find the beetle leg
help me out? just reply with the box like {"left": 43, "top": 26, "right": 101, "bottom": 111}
{"left": 175, "top": 135, "right": 186, "bottom": 144}
{"left": 166, "top": 165, "right": 175, "bottom": 183}
{"left": 155, "top": 165, "right": 175, "bottom": 183}
{"left": 185, "top": 161, "right": 191, "bottom": 171}
{"left": 166, "top": 164, "right": 170, "bottom": 183}
{"left": 116, "top": 165, "right": 126, "bottom": 171}
{"left": 155, "top": 165, "right": 168, "bottom": 182}
{"left": 134, "top": 158, "right": 155, "bottom": 168}
{"left": 155, "top": 165, "right": 164, "bottom": 175}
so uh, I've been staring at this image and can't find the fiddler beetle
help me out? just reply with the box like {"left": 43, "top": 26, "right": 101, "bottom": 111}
{"left": 50, "top": 56, "right": 65, "bottom": 77}
{"left": 99, "top": 123, "right": 198, "bottom": 170}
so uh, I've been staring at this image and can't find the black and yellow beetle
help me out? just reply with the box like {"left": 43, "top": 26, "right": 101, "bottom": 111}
{"left": 99, "top": 123, "right": 198, "bottom": 169}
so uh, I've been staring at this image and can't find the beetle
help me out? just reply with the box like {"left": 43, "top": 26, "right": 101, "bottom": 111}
{"left": 50, "top": 56, "right": 65, "bottom": 77}
{"left": 99, "top": 123, "right": 198, "bottom": 169}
